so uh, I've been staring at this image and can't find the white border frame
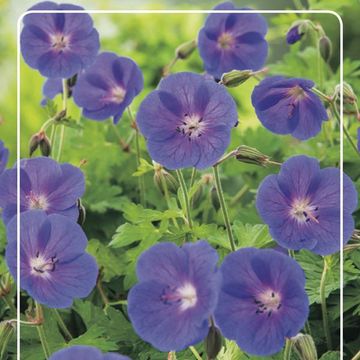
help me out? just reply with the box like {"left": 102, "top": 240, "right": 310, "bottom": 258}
{"left": 16, "top": 8, "right": 343, "bottom": 360}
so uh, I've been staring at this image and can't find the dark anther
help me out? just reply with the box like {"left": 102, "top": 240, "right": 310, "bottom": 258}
{"left": 254, "top": 299, "right": 261, "bottom": 304}
{"left": 36, "top": 251, "right": 40, "bottom": 258}
{"left": 303, "top": 211, "right": 308, "bottom": 217}
{"left": 315, "top": 215, "right": 319, "bottom": 220}
{"left": 306, "top": 218, "right": 310, "bottom": 222}
{"left": 199, "top": 118, "right": 203, "bottom": 123}
{"left": 176, "top": 127, "right": 180, "bottom": 132}
{"left": 268, "top": 311, "right": 272, "bottom": 317}
{"left": 198, "top": 134, "right": 202, "bottom": 137}
{"left": 277, "top": 304, "right": 282, "bottom": 310}
{"left": 271, "top": 292, "right": 275, "bottom": 298}
{"left": 314, "top": 207, "right": 319, "bottom": 211}
{"left": 33, "top": 267, "right": 45, "bottom": 274}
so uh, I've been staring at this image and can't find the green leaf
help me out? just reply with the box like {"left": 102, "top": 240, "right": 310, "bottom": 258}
{"left": 87, "top": 239, "right": 127, "bottom": 281}
{"left": 232, "top": 221, "right": 274, "bottom": 249}
{"left": 68, "top": 324, "right": 118, "bottom": 351}
{"left": 319, "top": 351, "right": 341, "bottom": 360}
{"left": 57, "top": 116, "right": 84, "bottom": 130}
{"left": 133, "top": 158, "right": 154, "bottom": 177}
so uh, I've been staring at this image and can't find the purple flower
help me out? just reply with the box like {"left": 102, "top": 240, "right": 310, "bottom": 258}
{"left": 128, "top": 241, "right": 221, "bottom": 352}
{"left": 41, "top": 78, "right": 63, "bottom": 105}
{"left": 256, "top": 155, "right": 358, "bottom": 255}
{"left": 49, "top": 346, "right": 130, "bottom": 360}
{"left": 251, "top": 76, "right": 328, "bottom": 140}
{"left": 6, "top": 211, "right": 98, "bottom": 308}
{"left": 198, "top": 2, "right": 268, "bottom": 79}
{"left": 286, "top": 25, "right": 304, "bottom": 44}
{"left": 0, "top": 157, "right": 84, "bottom": 225}
{"left": 136, "top": 72, "right": 238, "bottom": 170}
{"left": 0, "top": 140, "right": 9, "bottom": 174}
{"left": 73, "top": 52, "right": 144, "bottom": 124}
{"left": 214, "top": 248, "right": 309, "bottom": 356}
{"left": 21, "top": 1, "right": 100, "bottom": 79}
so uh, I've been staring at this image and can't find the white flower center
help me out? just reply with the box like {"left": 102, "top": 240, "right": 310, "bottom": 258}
{"left": 254, "top": 289, "right": 282, "bottom": 317}
{"left": 290, "top": 198, "right": 319, "bottom": 224}
{"left": 109, "top": 86, "right": 127, "bottom": 104}
{"left": 160, "top": 282, "right": 198, "bottom": 311}
{"left": 30, "top": 253, "right": 58, "bottom": 277}
{"left": 27, "top": 192, "right": 49, "bottom": 211}
{"left": 217, "top": 32, "right": 234, "bottom": 50}
{"left": 50, "top": 33, "right": 70, "bottom": 52}
{"left": 177, "top": 114, "right": 205, "bottom": 141}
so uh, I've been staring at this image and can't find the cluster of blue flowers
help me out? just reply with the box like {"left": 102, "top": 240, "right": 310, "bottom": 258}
{"left": 0, "top": 0, "right": 357, "bottom": 359}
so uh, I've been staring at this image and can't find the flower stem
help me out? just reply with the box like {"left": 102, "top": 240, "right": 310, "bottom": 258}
{"left": 213, "top": 165, "right": 236, "bottom": 252}
{"left": 35, "top": 303, "right": 51, "bottom": 359}
{"left": 352, "top": 350, "right": 360, "bottom": 360}
{"left": 52, "top": 309, "right": 73, "bottom": 341}
{"left": 160, "top": 172, "right": 179, "bottom": 229}
{"left": 189, "top": 346, "right": 202, "bottom": 360}
{"left": 230, "top": 184, "right": 249, "bottom": 206}
{"left": 128, "top": 107, "right": 146, "bottom": 206}
{"left": 55, "top": 79, "right": 68, "bottom": 162}
{"left": 0, "top": 293, "right": 16, "bottom": 315}
{"left": 176, "top": 170, "right": 193, "bottom": 230}
{"left": 283, "top": 339, "right": 293, "bottom": 360}
{"left": 320, "top": 258, "right": 333, "bottom": 350}
{"left": 330, "top": 101, "right": 360, "bottom": 158}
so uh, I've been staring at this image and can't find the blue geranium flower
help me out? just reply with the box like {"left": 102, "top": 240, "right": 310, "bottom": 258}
{"left": 6, "top": 211, "right": 98, "bottom": 308}
{"left": 0, "top": 157, "right": 85, "bottom": 225}
{"left": 214, "top": 247, "right": 309, "bottom": 356}
{"left": 20, "top": 1, "right": 100, "bottom": 79}
{"left": 0, "top": 140, "right": 9, "bottom": 174}
{"left": 251, "top": 76, "right": 328, "bottom": 140}
{"left": 136, "top": 72, "right": 238, "bottom": 170}
{"left": 198, "top": 1, "right": 268, "bottom": 79}
{"left": 128, "top": 241, "right": 221, "bottom": 352}
{"left": 256, "top": 155, "right": 358, "bottom": 255}
{"left": 49, "top": 346, "right": 131, "bottom": 360}
{"left": 73, "top": 52, "right": 144, "bottom": 124}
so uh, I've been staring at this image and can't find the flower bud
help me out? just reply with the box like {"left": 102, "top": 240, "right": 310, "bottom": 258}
{"left": 235, "top": 145, "right": 270, "bottom": 167}
{"left": 204, "top": 325, "right": 223, "bottom": 360}
{"left": 39, "top": 135, "right": 51, "bottom": 157}
{"left": 175, "top": 40, "right": 197, "bottom": 60}
{"left": 29, "top": 133, "right": 41, "bottom": 157}
{"left": 335, "top": 82, "right": 357, "bottom": 105}
{"left": 154, "top": 164, "right": 178, "bottom": 195}
{"left": 221, "top": 69, "right": 253, "bottom": 87}
{"left": 77, "top": 199, "right": 86, "bottom": 226}
{"left": 0, "top": 321, "right": 15, "bottom": 356}
{"left": 210, "top": 186, "right": 220, "bottom": 209}
{"left": 292, "top": 334, "right": 318, "bottom": 360}
{"left": 319, "top": 35, "right": 332, "bottom": 63}
{"left": 286, "top": 20, "right": 308, "bottom": 44}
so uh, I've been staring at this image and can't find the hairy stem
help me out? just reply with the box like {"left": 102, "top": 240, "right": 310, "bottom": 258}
{"left": 35, "top": 303, "right": 51, "bottom": 359}
{"left": 189, "top": 346, "right": 202, "bottom": 360}
{"left": 53, "top": 309, "right": 73, "bottom": 341}
{"left": 176, "top": 170, "right": 193, "bottom": 230}
{"left": 213, "top": 165, "right": 236, "bottom": 252}
{"left": 128, "top": 108, "right": 146, "bottom": 206}
{"left": 320, "top": 258, "right": 333, "bottom": 350}
{"left": 283, "top": 339, "right": 293, "bottom": 360}
{"left": 55, "top": 79, "right": 68, "bottom": 162}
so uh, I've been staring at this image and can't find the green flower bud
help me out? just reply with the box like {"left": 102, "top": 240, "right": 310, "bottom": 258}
{"left": 220, "top": 69, "right": 253, "bottom": 87}
{"left": 292, "top": 334, "right": 318, "bottom": 360}
{"left": 335, "top": 82, "right": 357, "bottom": 104}
{"left": 0, "top": 321, "right": 15, "bottom": 358}
{"left": 204, "top": 325, "right": 223, "bottom": 360}
{"left": 153, "top": 164, "right": 178, "bottom": 195}
{"left": 235, "top": 145, "right": 271, "bottom": 167}
{"left": 175, "top": 40, "right": 197, "bottom": 60}
{"left": 319, "top": 35, "right": 332, "bottom": 63}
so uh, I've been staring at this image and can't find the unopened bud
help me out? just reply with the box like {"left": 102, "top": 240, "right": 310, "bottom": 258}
{"left": 29, "top": 133, "right": 41, "bottom": 157}
{"left": 286, "top": 20, "right": 309, "bottom": 44}
{"left": 319, "top": 35, "right": 332, "bottom": 63}
{"left": 154, "top": 164, "right": 178, "bottom": 195}
{"left": 204, "top": 325, "right": 223, "bottom": 360}
{"left": 0, "top": 321, "right": 15, "bottom": 355}
{"left": 235, "top": 145, "right": 271, "bottom": 167}
{"left": 292, "top": 334, "right": 318, "bottom": 360}
{"left": 77, "top": 199, "right": 86, "bottom": 226}
{"left": 39, "top": 135, "right": 51, "bottom": 157}
{"left": 210, "top": 186, "right": 220, "bottom": 209}
{"left": 221, "top": 69, "right": 253, "bottom": 87}
{"left": 54, "top": 109, "right": 67, "bottom": 123}
{"left": 335, "top": 82, "right": 357, "bottom": 105}
{"left": 175, "top": 40, "right": 197, "bottom": 60}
